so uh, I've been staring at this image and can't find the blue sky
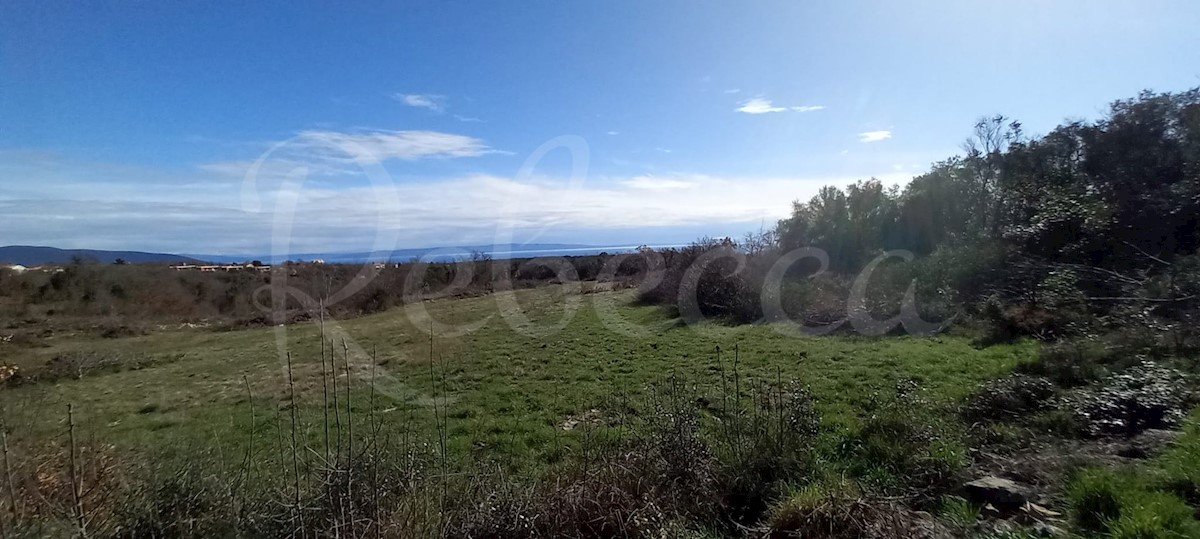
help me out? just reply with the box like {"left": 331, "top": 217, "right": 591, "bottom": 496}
{"left": 2, "top": 1, "right": 1198, "bottom": 255}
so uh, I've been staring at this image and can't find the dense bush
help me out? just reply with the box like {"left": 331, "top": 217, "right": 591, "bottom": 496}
{"left": 636, "top": 238, "right": 761, "bottom": 323}
{"left": 636, "top": 237, "right": 930, "bottom": 328}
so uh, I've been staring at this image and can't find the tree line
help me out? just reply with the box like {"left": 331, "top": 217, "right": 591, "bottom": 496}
{"left": 641, "top": 87, "right": 1200, "bottom": 344}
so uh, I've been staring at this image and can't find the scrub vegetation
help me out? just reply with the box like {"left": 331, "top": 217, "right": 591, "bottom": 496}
{"left": 1, "top": 87, "right": 1199, "bottom": 537}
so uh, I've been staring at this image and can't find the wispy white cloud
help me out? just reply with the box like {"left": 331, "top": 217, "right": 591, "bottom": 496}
{"left": 858, "top": 130, "right": 893, "bottom": 143}
{"left": 294, "top": 129, "right": 497, "bottom": 163}
{"left": 735, "top": 98, "right": 788, "bottom": 114}
{"left": 394, "top": 93, "right": 446, "bottom": 113}
{"left": 736, "top": 98, "right": 825, "bottom": 115}
{"left": 0, "top": 151, "right": 914, "bottom": 254}
{"left": 724, "top": 88, "right": 741, "bottom": 94}
{"left": 606, "top": 131, "right": 620, "bottom": 136}
{"left": 197, "top": 129, "right": 503, "bottom": 184}
{"left": 395, "top": 94, "right": 483, "bottom": 122}
{"left": 620, "top": 175, "right": 694, "bottom": 191}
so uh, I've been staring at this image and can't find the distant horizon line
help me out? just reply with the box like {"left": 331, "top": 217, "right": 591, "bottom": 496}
{"left": 1, "top": 241, "right": 695, "bottom": 265}
{"left": 181, "top": 242, "right": 691, "bottom": 259}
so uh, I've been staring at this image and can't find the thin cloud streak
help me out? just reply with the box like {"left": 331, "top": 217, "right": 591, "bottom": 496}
{"left": 394, "top": 93, "right": 446, "bottom": 112}
{"left": 293, "top": 129, "right": 498, "bottom": 163}
{"left": 736, "top": 98, "right": 825, "bottom": 115}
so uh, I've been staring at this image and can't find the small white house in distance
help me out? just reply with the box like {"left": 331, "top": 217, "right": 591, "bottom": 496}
{"left": 1, "top": 264, "right": 27, "bottom": 273}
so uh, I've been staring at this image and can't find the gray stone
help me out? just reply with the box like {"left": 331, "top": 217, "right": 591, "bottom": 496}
{"left": 963, "top": 476, "right": 1031, "bottom": 509}
{"left": 1029, "top": 522, "right": 1067, "bottom": 537}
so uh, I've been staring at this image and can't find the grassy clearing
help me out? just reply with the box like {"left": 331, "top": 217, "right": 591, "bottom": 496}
{"left": 0, "top": 285, "right": 1047, "bottom": 537}
{"left": 1, "top": 286, "right": 1032, "bottom": 473}
{"left": 2, "top": 285, "right": 1032, "bottom": 475}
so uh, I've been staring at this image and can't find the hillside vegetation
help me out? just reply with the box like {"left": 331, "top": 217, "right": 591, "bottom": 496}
{"left": 0, "top": 87, "right": 1198, "bottom": 538}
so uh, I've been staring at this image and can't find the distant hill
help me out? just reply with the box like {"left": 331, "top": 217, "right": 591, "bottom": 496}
{"left": 0, "top": 243, "right": 665, "bottom": 267}
{"left": 0, "top": 246, "right": 203, "bottom": 266}
{"left": 188, "top": 243, "right": 628, "bottom": 264}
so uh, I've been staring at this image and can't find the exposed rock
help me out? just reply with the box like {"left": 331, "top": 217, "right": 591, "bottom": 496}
{"left": 1021, "top": 502, "right": 1062, "bottom": 520}
{"left": 1028, "top": 522, "right": 1067, "bottom": 537}
{"left": 963, "top": 476, "right": 1032, "bottom": 509}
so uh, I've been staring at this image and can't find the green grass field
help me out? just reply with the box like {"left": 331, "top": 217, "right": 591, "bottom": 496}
{"left": 2, "top": 285, "right": 1034, "bottom": 475}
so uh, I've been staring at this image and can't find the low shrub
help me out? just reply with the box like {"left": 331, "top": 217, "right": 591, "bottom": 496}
{"left": 109, "top": 468, "right": 244, "bottom": 538}
{"left": 1015, "top": 339, "right": 1114, "bottom": 387}
{"left": 767, "top": 480, "right": 953, "bottom": 539}
{"left": 973, "top": 297, "right": 1069, "bottom": 346}
{"left": 448, "top": 405, "right": 721, "bottom": 538}
{"left": 840, "top": 380, "right": 966, "bottom": 492}
{"left": 98, "top": 321, "right": 146, "bottom": 339}
{"left": 42, "top": 351, "right": 123, "bottom": 381}
{"left": 962, "top": 374, "right": 1057, "bottom": 422}
{"left": 536, "top": 452, "right": 690, "bottom": 538}
{"left": 1065, "top": 361, "right": 1196, "bottom": 437}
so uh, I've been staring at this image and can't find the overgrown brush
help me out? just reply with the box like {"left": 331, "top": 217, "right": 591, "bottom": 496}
{"left": 1065, "top": 361, "right": 1196, "bottom": 437}
{"left": 766, "top": 480, "right": 954, "bottom": 539}
{"left": 961, "top": 374, "right": 1057, "bottom": 422}
{"left": 0, "top": 336, "right": 1006, "bottom": 538}
{"left": 840, "top": 380, "right": 967, "bottom": 495}
{"left": 0, "top": 345, "right": 787, "bottom": 537}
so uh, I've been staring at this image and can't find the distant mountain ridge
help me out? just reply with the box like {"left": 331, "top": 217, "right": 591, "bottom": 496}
{"left": 0, "top": 246, "right": 203, "bottom": 266}
{"left": 188, "top": 243, "right": 630, "bottom": 264}
{"left": 0, "top": 243, "right": 656, "bottom": 267}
